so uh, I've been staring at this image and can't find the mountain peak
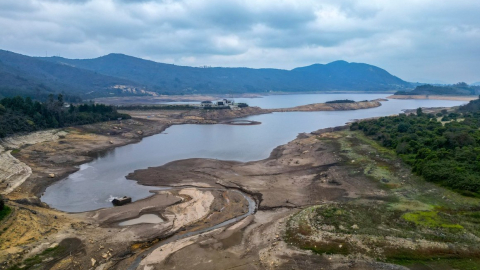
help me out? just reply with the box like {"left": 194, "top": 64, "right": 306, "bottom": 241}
{"left": 327, "top": 60, "right": 349, "bottom": 65}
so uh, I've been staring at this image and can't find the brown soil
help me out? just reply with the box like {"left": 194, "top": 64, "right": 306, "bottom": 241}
{"left": 127, "top": 128, "right": 384, "bottom": 210}
{"left": 123, "top": 128, "right": 399, "bottom": 270}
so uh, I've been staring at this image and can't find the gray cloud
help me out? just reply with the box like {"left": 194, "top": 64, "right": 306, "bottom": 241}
{"left": 0, "top": 0, "right": 479, "bottom": 83}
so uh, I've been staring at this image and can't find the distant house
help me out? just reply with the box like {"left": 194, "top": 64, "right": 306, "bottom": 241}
{"left": 223, "top": 99, "right": 234, "bottom": 105}
{"left": 201, "top": 101, "right": 213, "bottom": 107}
{"left": 216, "top": 99, "right": 234, "bottom": 107}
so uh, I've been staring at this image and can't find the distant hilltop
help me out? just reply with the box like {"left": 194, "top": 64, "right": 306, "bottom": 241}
{"left": 0, "top": 49, "right": 412, "bottom": 100}
{"left": 394, "top": 82, "right": 480, "bottom": 96}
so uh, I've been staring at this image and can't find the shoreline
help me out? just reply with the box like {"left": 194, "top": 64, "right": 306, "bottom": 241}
{"left": 0, "top": 99, "right": 385, "bottom": 268}
{"left": 387, "top": 94, "right": 477, "bottom": 101}
{"left": 94, "top": 92, "right": 393, "bottom": 105}
{"left": 1, "top": 99, "right": 381, "bottom": 203}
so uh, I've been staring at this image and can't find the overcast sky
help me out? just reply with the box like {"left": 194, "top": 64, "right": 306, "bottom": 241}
{"left": 1, "top": 0, "right": 479, "bottom": 84}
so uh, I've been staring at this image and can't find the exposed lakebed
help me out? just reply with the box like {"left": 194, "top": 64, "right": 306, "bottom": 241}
{"left": 41, "top": 94, "right": 466, "bottom": 212}
{"left": 119, "top": 214, "right": 164, "bottom": 226}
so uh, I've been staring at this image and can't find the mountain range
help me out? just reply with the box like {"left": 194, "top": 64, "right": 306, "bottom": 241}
{"left": 0, "top": 49, "right": 412, "bottom": 100}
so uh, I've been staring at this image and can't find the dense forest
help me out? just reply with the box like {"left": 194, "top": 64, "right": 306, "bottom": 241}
{"left": 395, "top": 82, "right": 480, "bottom": 96}
{"left": 0, "top": 95, "right": 130, "bottom": 138}
{"left": 351, "top": 97, "right": 480, "bottom": 196}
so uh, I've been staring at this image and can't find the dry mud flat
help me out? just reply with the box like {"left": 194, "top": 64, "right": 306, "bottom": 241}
{"left": 126, "top": 124, "right": 480, "bottom": 270}
{"left": 125, "top": 127, "right": 411, "bottom": 270}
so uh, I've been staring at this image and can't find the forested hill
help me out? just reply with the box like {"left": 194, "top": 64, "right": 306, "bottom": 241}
{"left": 0, "top": 49, "right": 412, "bottom": 99}
{"left": 40, "top": 54, "right": 411, "bottom": 94}
{"left": 0, "top": 95, "right": 130, "bottom": 138}
{"left": 0, "top": 50, "right": 145, "bottom": 100}
{"left": 395, "top": 82, "right": 480, "bottom": 96}
{"left": 352, "top": 97, "right": 480, "bottom": 196}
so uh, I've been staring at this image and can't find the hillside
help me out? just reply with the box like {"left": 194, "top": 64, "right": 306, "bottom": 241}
{"left": 0, "top": 49, "right": 412, "bottom": 99}
{"left": 40, "top": 54, "right": 412, "bottom": 94}
{"left": 0, "top": 50, "right": 146, "bottom": 100}
{"left": 394, "top": 82, "right": 480, "bottom": 96}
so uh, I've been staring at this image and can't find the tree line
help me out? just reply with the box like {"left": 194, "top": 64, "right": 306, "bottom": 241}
{"left": 0, "top": 95, "right": 130, "bottom": 138}
{"left": 395, "top": 82, "right": 480, "bottom": 96}
{"left": 351, "top": 97, "right": 480, "bottom": 196}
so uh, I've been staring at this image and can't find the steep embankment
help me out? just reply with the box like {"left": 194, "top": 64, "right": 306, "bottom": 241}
{"left": 0, "top": 130, "right": 69, "bottom": 195}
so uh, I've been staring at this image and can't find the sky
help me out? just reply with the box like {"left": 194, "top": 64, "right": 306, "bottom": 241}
{"left": 0, "top": 0, "right": 479, "bottom": 84}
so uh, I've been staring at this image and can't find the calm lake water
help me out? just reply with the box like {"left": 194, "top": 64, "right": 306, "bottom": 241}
{"left": 41, "top": 94, "right": 467, "bottom": 212}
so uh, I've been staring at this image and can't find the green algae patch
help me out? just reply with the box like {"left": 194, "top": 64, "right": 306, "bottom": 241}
{"left": 402, "top": 211, "right": 464, "bottom": 230}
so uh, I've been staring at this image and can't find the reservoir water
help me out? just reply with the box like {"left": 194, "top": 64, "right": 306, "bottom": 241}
{"left": 41, "top": 94, "right": 467, "bottom": 212}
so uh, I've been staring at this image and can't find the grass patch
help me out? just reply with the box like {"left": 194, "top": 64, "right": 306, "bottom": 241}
{"left": 0, "top": 206, "right": 12, "bottom": 222}
{"left": 385, "top": 246, "right": 480, "bottom": 270}
{"left": 8, "top": 245, "right": 65, "bottom": 270}
{"left": 402, "top": 211, "right": 464, "bottom": 230}
{"left": 309, "top": 204, "right": 417, "bottom": 238}
{"left": 10, "top": 149, "right": 20, "bottom": 155}
{"left": 287, "top": 129, "right": 480, "bottom": 267}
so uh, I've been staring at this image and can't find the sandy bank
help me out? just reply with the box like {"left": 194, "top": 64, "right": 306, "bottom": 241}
{"left": 270, "top": 100, "right": 381, "bottom": 112}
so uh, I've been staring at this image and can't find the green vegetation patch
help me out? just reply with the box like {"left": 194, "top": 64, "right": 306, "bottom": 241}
{"left": 402, "top": 211, "right": 463, "bottom": 230}
{"left": 309, "top": 204, "right": 417, "bottom": 238}
{"left": 395, "top": 82, "right": 479, "bottom": 96}
{"left": 385, "top": 246, "right": 480, "bottom": 269}
{"left": 325, "top": 99, "right": 355, "bottom": 104}
{"left": 0, "top": 95, "right": 131, "bottom": 138}
{"left": 6, "top": 238, "right": 83, "bottom": 270}
{"left": 351, "top": 97, "right": 480, "bottom": 196}
{"left": 8, "top": 245, "right": 65, "bottom": 270}
{"left": 0, "top": 205, "right": 12, "bottom": 222}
